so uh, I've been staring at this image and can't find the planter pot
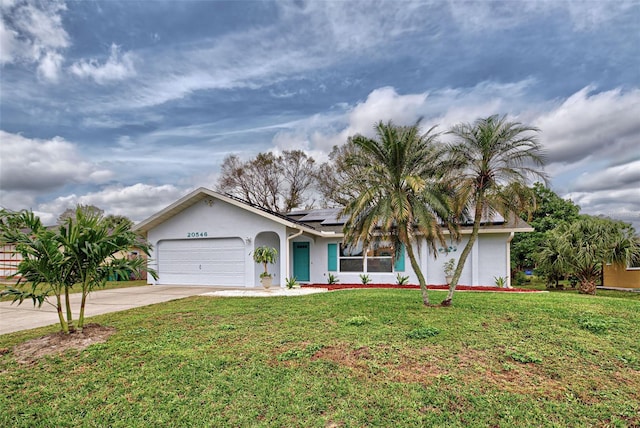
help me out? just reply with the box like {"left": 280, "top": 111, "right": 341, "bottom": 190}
{"left": 445, "top": 275, "right": 453, "bottom": 285}
{"left": 261, "top": 276, "right": 273, "bottom": 289}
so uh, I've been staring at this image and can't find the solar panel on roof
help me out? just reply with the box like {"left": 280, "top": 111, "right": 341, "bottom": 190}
{"left": 298, "top": 208, "right": 342, "bottom": 222}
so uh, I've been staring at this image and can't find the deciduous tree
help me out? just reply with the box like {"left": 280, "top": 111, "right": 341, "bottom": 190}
{"left": 217, "top": 150, "right": 316, "bottom": 212}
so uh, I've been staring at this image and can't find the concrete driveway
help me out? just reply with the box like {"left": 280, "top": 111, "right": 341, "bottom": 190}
{"left": 0, "top": 285, "right": 328, "bottom": 335}
{"left": 0, "top": 285, "right": 223, "bottom": 335}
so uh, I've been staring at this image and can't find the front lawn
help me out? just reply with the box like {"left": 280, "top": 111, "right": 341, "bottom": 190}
{"left": 1, "top": 290, "right": 638, "bottom": 427}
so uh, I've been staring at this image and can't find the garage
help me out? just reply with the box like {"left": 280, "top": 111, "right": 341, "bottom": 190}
{"left": 157, "top": 238, "right": 246, "bottom": 286}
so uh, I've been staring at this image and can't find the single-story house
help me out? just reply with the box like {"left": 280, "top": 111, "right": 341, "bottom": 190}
{"left": 133, "top": 187, "right": 533, "bottom": 288}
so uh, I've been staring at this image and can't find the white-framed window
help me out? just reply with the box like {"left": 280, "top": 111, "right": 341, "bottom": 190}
{"left": 339, "top": 242, "right": 394, "bottom": 273}
{"left": 628, "top": 256, "right": 640, "bottom": 270}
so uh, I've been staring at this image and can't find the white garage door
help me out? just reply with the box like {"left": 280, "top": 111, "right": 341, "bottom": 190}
{"left": 157, "top": 238, "right": 246, "bottom": 286}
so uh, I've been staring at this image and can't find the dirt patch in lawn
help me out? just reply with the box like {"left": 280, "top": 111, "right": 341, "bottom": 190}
{"left": 12, "top": 323, "right": 116, "bottom": 364}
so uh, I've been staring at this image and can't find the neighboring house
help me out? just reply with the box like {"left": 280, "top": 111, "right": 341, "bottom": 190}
{"left": 0, "top": 243, "right": 21, "bottom": 279}
{"left": 133, "top": 187, "right": 533, "bottom": 288}
{"left": 603, "top": 261, "right": 640, "bottom": 289}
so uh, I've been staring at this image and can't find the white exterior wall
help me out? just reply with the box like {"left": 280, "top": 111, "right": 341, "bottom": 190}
{"left": 477, "top": 233, "right": 510, "bottom": 286}
{"left": 304, "top": 237, "right": 422, "bottom": 285}
{"left": 146, "top": 198, "right": 287, "bottom": 287}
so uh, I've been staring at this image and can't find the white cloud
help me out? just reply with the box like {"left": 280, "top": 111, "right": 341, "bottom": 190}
{"left": 37, "top": 51, "right": 64, "bottom": 82}
{"left": 0, "top": 19, "right": 18, "bottom": 64}
{"left": 447, "top": 0, "right": 636, "bottom": 32}
{"left": 572, "top": 160, "right": 640, "bottom": 192}
{"left": 565, "top": 188, "right": 640, "bottom": 231}
{"left": 37, "top": 183, "right": 187, "bottom": 223}
{"left": 0, "top": 130, "right": 112, "bottom": 191}
{"left": 535, "top": 86, "right": 640, "bottom": 166}
{"left": 0, "top": 0, "right": 70, "bottom": 81}
{"left": 70, "top": 43, "right": 136, "bottom": 84}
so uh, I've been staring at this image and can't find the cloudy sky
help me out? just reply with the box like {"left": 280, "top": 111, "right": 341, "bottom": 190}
{"left": 1, "top": 0, "right": 639, "bottom": 229}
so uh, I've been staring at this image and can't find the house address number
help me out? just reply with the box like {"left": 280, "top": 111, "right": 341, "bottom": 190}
{"left": 187, "top": 232, "right": 208, "bottom": 238}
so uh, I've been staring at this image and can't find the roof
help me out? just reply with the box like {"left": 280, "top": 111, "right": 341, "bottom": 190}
{"left": 133, "top": 187, "right": 533, "bottom": 237}
{"left": 133, "top": 188, "right": 326, "bottom": 237}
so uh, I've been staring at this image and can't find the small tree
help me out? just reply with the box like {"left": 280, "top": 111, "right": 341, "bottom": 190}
{"left": 0, "top": 207, "right": 156, "bottom": 333}
{"left": 443, "top": 115, "right": 547, "bottom": 306}
{"left": 253, "top": 246, "right": 277, "bottom": 278}
{"left": 537, "top": 216, "right": 640, "bottom": 295}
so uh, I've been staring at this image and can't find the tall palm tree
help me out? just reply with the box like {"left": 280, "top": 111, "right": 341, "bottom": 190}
{"left": 341, "top": 120, "right": 455, "bottom": 306}
{"left": 442, "top": 115, "right": 547, "bottom": 306}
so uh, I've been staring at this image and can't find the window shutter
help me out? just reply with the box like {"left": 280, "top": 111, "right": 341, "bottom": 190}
{"left": 394, "top": 244, "right": 405, "bottom": 272}
{"left": 327, "top": 243, "right": 337, "bottom": 271}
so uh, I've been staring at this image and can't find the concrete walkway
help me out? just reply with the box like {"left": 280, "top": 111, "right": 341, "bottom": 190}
{"left": 0, "top": 285, "right": 328, "bottom": 335}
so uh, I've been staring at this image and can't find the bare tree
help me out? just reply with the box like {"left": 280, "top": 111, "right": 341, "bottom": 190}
{"left": 217, "top": 150, "right": 317, "bottom": 212}
{"left": 58, "top": 205, "right": 104, "bottom": 224}
{"left": 315, "top": 141, "right": 363, "bottom": 208}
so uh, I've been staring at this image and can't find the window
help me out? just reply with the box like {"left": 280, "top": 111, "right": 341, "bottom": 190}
{"left": 628, "top": 255, "right": 640, "bottom": 270}
{"left": 339, "top": 242, "right": 394, "bottom": 273}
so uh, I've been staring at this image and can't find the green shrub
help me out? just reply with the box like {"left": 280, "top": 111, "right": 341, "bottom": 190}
{"left": 359, "top": 274, "right": 371, "bottom": 285}
{"left": 396, "top": 274, "right": 410, "bottom": 285}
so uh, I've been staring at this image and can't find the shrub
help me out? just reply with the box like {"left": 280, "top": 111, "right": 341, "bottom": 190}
{"left": 396, "top": 274, "right": 410, "bottom": 285}
{"left": 327, "top": 273, "right": 339, "bottom": 284}
{"left": 359, "top": 274, "right": 371, "bottom": 285}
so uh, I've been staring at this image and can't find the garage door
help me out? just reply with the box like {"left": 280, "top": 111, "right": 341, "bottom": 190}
{"left": 157, "top": 238, "right": 246, "bottom": 286}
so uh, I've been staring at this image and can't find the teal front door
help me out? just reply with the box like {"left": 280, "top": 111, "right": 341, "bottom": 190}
{"left": 293, "top": 242, "right": 310, "bottom": 282}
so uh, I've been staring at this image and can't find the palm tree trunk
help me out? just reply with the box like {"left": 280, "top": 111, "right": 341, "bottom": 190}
{"left": 78, "top": 283, "right": 88, "bottom": 332}
{"left": 442, "top": 203, "right": 482, "bottom": 306}
{"left": 64, "top": 286, "right": 74, "bottom": 332}
{"left": 405, "top": 240, "right": 430, "bottom": 306}
{"left": 55, "top": 294, "right": 69, "bottom": 334}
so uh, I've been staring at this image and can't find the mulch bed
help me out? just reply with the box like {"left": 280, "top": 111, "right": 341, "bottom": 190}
{"left": 303, "top": 284, "right": 541, "bottom": 292}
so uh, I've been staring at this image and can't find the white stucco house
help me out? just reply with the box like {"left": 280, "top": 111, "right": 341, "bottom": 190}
{"left": 133, "top": 187, "right": 533, "bottom": 288}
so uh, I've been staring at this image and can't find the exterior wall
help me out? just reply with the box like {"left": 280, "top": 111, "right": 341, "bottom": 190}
{"left": 146, "top": 198, "right": 287, "bottom": 287}
{"left": 478, "top": 233, "right": 510, "bottom": 286}
{"left": 0, "top": 243, "right": 21, "bottom": 278}
{"left": 303, "top": 237, "right": 422, "bottom": 285}
{"left": 603, "top": 263, "right": 640, "bottom": 289}
{"left": 426, "top": 236, "right": 473, "bottom": 285}
{"left": 305, "top": 234, "right": 510, "bottom": 287}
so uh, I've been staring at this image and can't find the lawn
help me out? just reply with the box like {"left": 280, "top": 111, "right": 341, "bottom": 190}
{"left": 1, "top": 289, "right": 638, "bottom": 427}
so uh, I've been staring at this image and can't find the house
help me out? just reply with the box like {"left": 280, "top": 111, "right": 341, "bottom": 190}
{"left": 133, "top": 187, "right": 533, "bottom": 288}
{"left": 603, "top": 262, "right": 640, "bottom": 290}
{"left": 0, "top": 243, "right": 21, "bottom": 279}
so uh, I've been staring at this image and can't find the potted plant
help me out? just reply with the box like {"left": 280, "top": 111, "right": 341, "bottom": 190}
{"left": 253, "top": 246, "right": 277, "bottom": 289}
{"left": 444, "top": 258, "right": 456, "bottom": 284}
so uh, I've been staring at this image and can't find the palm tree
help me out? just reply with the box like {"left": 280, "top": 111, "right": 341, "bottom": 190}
{"left": 0, "top": 207, "right": 156, "bottom": 333}
{"left": 539, "top": 216, "right": 640, "bottom": 295}
{"left": 341, "top": 120, "right": 455, "bottom": 306}
{"left": 442, "top": 115, "right": 547, "bottom": 306}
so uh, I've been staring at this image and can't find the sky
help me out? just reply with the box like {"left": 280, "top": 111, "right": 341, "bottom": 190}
{"left": 1, "top": 0, "right": 639, "bottom": 230}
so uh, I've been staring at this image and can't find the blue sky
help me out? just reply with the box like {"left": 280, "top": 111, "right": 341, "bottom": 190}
{"left": 1, "top": 0, "right": 639, "bottom": 229}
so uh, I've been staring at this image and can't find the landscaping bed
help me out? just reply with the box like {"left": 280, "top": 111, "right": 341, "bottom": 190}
{"left": 304, "top": 283, "right": 541, "bottom": 292}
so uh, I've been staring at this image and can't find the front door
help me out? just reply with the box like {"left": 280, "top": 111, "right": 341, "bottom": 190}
{"left": 293, "top": 242, "right": 310, "bottom": 282}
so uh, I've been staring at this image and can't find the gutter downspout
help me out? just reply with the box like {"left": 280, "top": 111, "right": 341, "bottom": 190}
{"left": 507, "top": 232, "right": 514, "bottom": 288}
{"left": 286, "top": 228, "right": 304, "bottom": 286}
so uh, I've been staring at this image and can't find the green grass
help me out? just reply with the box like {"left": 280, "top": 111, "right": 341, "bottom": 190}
{"left": 0, "top": 280, "right": 148, "bottom": 302}
{"left": 1, "top": 289, "right": 639, "bottom": 427}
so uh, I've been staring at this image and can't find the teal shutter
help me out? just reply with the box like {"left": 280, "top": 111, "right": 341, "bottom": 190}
{"left": 394, "top": 244, "right": 405, "bottom": 272}
{"left": 327, "top": 243, "right": 337, "bottom": 271}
